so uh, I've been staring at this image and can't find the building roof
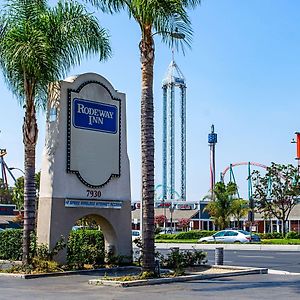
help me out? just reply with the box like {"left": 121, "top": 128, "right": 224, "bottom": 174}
{"left": 132, "top": 208, "right": 198, "bottom": 222}
{"left": 132, "top": 203, "right": 300, "bottom": 222}
{"left": 0, "top": 215, "right": 16, "bottom": 225}
{"left": 254, "top": 204, "right": 300, "bottom": 221}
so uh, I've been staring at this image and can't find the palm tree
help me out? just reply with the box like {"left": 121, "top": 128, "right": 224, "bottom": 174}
{"left": 231, "top": 199, "right": 249, "bottom": 229}
{"left": 204, "top": 182, "right": 238, "bottom": 230}
{"left": 0, "top": 0, "right": 111, "bottom": 265}
{"left": 89, "top": 0, "right": 200, "bottom": 273}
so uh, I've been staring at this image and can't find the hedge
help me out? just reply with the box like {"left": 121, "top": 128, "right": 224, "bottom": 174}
{"left": 0, "top": 229, "right": 23, "bottom": 260}
{"left": 0, "top": 229, "right": 105, "bottom": 266}
{"left": 285, "top": 231, "right": 300, "bottom": 239}
{"left": 257, "top": 232, "right": 284, "bottom": 239}
{"left": 67, "top": 229, "right": 105, "bottom": 267}
{"left": 155, "top": 230, "right": 216, "bottom": 240}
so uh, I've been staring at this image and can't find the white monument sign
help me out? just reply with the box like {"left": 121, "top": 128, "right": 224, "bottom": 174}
{"left": 37, "top": 73, "right": 132, "bottom": 262}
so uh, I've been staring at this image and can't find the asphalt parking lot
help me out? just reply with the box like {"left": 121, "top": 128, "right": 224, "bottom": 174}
{"left": 0, "top": 273, "right": 300, "bottom": 300}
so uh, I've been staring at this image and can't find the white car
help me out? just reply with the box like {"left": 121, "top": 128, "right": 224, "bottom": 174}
{"left": 132, "top": 230, "right": 141, "bottom": 240}
{"left": 198, "top": 230, "right": 261, "bottom": 243}
{"left": 159, "top": 228, "right": 175, "bottom": 234}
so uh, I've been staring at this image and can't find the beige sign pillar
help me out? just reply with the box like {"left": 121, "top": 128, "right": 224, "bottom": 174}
{"left": 37, "top": 73, "right": 132, "bottom": 262}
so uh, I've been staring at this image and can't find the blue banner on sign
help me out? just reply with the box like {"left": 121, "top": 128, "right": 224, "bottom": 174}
{"left": 73, "top": 98, "right": 118, "bottom": 134}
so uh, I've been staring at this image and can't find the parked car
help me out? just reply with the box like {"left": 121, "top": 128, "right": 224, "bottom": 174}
{"left": 198, "top": 230, "right": 261, "bottom": 243}
{"left": 132, "top": 230, "right": 141, "bottom": 240}
{"left": 159, "top": 228, "right": 176, "bottom": 234}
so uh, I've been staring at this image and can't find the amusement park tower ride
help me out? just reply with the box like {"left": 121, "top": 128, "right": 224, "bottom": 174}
{"left": 208, "top": 125, "right": 217, "bottom": 194}
{"left": 162, "top": 58, "right": 186, "bottom": 201}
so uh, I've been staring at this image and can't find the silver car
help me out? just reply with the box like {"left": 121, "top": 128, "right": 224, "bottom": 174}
{"left": 198, "top": 230, "right": 260, "bottom": 243}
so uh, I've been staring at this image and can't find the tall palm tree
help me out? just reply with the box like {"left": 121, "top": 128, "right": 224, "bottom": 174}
{"left": 90, "top": 0, "right": 201, "bottom": 273}
{"left": 0, "top": 0, "right": 111, "bottom": 265}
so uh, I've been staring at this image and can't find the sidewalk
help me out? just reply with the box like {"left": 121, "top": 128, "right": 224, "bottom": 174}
{"left": 155, "top": 242, "right": 300, "bottom": 251}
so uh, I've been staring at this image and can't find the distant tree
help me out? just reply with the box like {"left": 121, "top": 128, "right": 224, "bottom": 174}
{"left": 252, "top": 163, "right": 300, "bottom": 236}
{"left": 177, "top": 218, "right": 190, "bottom": 231}
{"left": 155, "top": 215, "right": 167, "bottom": 227}
{"left": 0, "top": 0, "right": 111, "bottom": 265}
{"left": 12, "top": 177, "right": 24, "bottom": 212}
{"left": 231, "top": 199, "right": 249, "bottom": 229}
{"left": 204, "top": 182, "right": 238, "bottom": 230}
{"left": 0, "top": 179, "right": 13, "bottom": 204}
{"left": 76, "top": 215, "right": 99, "bottom": 229}
{"left": 12, "top": 174, "right": 41, "bottom": 213}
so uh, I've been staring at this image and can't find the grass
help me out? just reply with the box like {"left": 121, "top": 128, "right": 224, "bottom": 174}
{"left": 261, "top": 239, "right": 300, "bottom": 245}
{"left": 155, "top": 239, "right": 300, "bottom": 245}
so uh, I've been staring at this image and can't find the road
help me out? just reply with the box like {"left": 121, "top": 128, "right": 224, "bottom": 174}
{"left": 205, "top": 250, "right": 300, "bottom": 273}
{"left": 154, "top": 246, "right": 300, "bottom": 273}
{"left": 0, "top": 273, "right": 299, "bottom": 299}
{"left": 0, "top": 245, "right": 299, "bottom": 299}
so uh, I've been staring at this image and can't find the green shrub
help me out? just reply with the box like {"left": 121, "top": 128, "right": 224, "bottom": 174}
{"left": 0, "top": 229, "right": 47, "bottom": 261}
{"left": 161, "top": 248, "right": 207, "bottom": 275}
{"left": 0, "top": 229, "right": 105, "bottom": 268}
{"left": 285, "top": 231, "right": 300, "bottom": 239}
{"left": 155, "top": 233, "right": 176, "bottom": 240}
{"left": 258, "top": 232, "right": 283, "bottom": 239}
{"left": 67, "top": 229, "right": 105, "bottom": 268}
{"left": 174, "top": 230, "right": 216, "bottom": 240}
{"left": 0, "top": 229, "right": 23, "bottom": 260}
{"left": 155, "top": 230, "right": 217, "bottom": 240}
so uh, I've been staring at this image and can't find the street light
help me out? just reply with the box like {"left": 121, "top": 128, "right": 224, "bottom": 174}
{"left": 291, "top": 132, "right": 300, "bottom": 175}
{"left": 9, "top": 167, "right": 25, "bottom": 175}
{"left": 169, "top": 204, "right": 175, "bottom": 232}
{"left": 152, "top": 27, "right": 186, "bottom": 40}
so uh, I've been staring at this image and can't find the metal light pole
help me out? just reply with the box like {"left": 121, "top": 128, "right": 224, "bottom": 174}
{"left": 198, "top": 200, "right": 202, "bottom": 230}
{"left": 169, "top": 204, "right": 175, "bottom": 232}
{"left": 9, "top": 167, "right": 25, "bottom": 175}
{"left": 291, "top": 132, "right": 300, "bottom": 175}
{"left": 163, "top": 198, "right": 167, "bottom": 233}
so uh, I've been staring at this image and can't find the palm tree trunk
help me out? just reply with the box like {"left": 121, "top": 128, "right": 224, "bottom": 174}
{"left": 22, "top": 78, "right": 38, "bottom": 265}
{"left": 140, "top": 27, "right": 155, "bottom": 273}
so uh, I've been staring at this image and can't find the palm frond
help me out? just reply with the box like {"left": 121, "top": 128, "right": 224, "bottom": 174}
{"left": 0, "top": 0, "right": 111, "bottom": 107}
{"left": 85, "top": 0, "right": 127, "bottom": 13}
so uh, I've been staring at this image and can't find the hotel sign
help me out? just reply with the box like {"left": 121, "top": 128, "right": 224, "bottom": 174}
{"left": 73, "top": 98, "right": 117, "bottom": 134}
{"left": 67, "top": 81, "right": 121, "bottom": 188}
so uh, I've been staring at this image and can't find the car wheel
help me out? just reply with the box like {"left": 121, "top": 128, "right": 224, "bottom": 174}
{"left": 234, "top": 241, "right": 241, "bottom": 243}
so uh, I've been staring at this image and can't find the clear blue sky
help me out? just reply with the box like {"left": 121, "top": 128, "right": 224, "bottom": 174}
{"left": 1, "top": 0, "right": 300, "bottom": 201}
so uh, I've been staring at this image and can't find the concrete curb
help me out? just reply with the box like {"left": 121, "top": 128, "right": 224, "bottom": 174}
{"left": 155, "top": 243, "right": 300, "bottom": 251}
{"left": 0, "top": 266, "right": 140, "bottom": 280}
{"left": 88, "top": 265, "right": 268, "bottom": 287}
{"left": 268, "top": 269, "right": 300, "bottom": 275}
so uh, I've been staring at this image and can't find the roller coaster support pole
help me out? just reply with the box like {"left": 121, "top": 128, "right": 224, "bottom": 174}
{"left": 0, "top": 149, "right": 17, "bottom": 188}
{"left": 248, "top": 162, "right": 254, "bottom": 232}
{"left": 295, "top": 132, "right": 300, "bottom": 175}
